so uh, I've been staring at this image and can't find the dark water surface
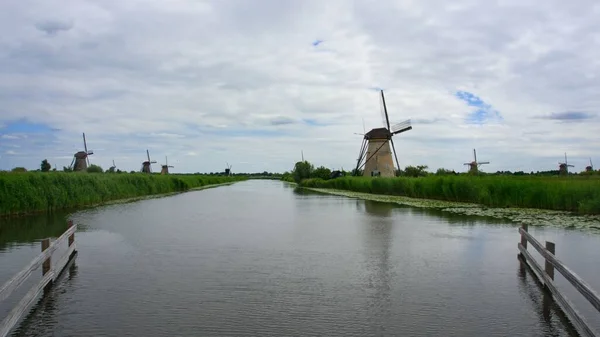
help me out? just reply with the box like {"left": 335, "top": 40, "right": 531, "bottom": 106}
{"left": 1, "top": 180, "right": 599, "bottom": 336}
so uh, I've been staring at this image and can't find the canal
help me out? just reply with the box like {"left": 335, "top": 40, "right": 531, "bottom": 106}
{"left": 1, "top": 180, "right": 599, "bottom": 336}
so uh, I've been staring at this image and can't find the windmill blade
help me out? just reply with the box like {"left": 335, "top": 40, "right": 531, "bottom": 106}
{"left": 380, "top": 90, "right": 391, "bottom": 130}
{"left": 113, "top": 160, "right": 116, "bottom": 167}
{"left": 478, "top": 161, "right": 490, "bottom": 165}
{"left": 389, "top": 138, "right": 401, "bottom": 174}
{"left": 147, "top": 149, "right": 151, "bottom": 162}
{"left": 391, "top": 120, "right": 412, "bottom": 134}
{"left": 83, "top": 133, "right": 90, "bottom": 166}
{"left": 473, "top": 149, "right": 477, "bottom": 163}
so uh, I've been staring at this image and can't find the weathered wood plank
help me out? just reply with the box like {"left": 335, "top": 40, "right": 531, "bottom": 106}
{"left": 0, "top": 225, "right": 77, "bottom": 303}
{"left": 519, "top": 243, "right": 598, "bottom": 337}
{"left": 519, "top": 227, "right": 600, "bottom": 313}
{"left": 53, "top": 244, "right": 77, "bottom": 281}
{"left": 0, "top": 271, "right": 54, "bottom": 337}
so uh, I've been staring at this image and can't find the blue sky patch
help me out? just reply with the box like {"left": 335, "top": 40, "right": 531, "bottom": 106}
{"left": 0, "top": 118, "right": 57, "bottom": 134}
{"left": 455, "top": 91, "right": 503, "bottom": 124}
{"left": 302, "top": 118, "right": 328, "bottom": 127}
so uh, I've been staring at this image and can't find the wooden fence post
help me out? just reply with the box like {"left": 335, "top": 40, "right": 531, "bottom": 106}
{"left": 545, "top": 241, "right": 555, "bottom": 282}
{"left": 67, "top": 220, "right": 74, "bottom": 247}
{"left": 41, "top": 238, "right": 51, "bottom": 292}
{"left": 519, "top": 224, "right": 528, "bottom": 257}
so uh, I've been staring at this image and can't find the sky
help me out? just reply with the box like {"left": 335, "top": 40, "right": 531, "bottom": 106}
{"left": 0, "top": 0, "right": 599, "bottom": 174}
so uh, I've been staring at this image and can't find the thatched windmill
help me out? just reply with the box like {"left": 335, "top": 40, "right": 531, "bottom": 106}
{"left": 586, "top": 158, "right": 594, "bottom": 172}
{"left": 224, "top": 163, "right": 232, "bottom": 176}
{"left": 464, "top": 149, "right": 489, "bottom": 174}
{"left": 160, "top": 156, "right": 174, "bottom": 175}
{"left": 558, "top": 153, "right": 574, "bottom": 176}
{"left": 141, "top": 150, "right": 157, "bottom": 173}
{"left": 69, "top": 133, "right": 93, "bottom": 171}
{"left": 354, "top": 90, "right": 412, "bottom": 177}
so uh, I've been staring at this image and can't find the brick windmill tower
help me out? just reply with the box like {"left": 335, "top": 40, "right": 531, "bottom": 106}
{"left": 464, "top": 149, "right": 489, "bottom": 174}
{"left": 141, "top": 149, "right": 157, "bottom": 173}
{"left": 160, "top": 156, "right": 174, "bottom": 175}
{"left": 69, "top": 133, "right": 93, "bottom": 171}
{"left": 354, "top": 90, "right": 412, "bottom": 177}
{"left": 558, "top": 153, "right": 574, "bottom": 176}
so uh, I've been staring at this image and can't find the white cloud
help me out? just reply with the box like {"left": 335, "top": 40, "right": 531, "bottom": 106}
{"left": 0, "top": 0, "right": 599, "bottom": 173}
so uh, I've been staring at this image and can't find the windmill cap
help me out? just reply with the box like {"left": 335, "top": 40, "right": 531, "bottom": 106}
{"left": 74, "top": 151, "right": 88, "bottom": 159}
{"left": 365, "top": 127, "right": 392, "bottom": 139}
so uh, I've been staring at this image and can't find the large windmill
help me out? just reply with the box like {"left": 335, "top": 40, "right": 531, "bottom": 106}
{"left": 464, "top": 149, "right": 489, "bottom": 174}
{"left": 70, "top": 133, "right": 93, "bottom": 171}
{"left": 558, "top": 153, "right": 574, "bottom": 176}
{"left": 141, "top": 150, "right": 157, "bottom": 173}
{"left": 224, "top": 163, "right": 232, "bottom": 176}
{"left": 354, "top": 90, "right": 412, "bottom": 177}
{"left": 161, "top": 156, "right": 174, "bottom": 175}
{"left": 585, "top": 158, "right": 594, "bottom": 172}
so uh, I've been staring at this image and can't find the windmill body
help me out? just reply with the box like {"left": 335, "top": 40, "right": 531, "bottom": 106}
{"left": 354, "top": 90, "right": 412, "bottom": 177}
{"left": 141, "top": 150, "right": 157, "bottom": 173}
{"left": 224, "top": 163, "right": 232, "bottom": 176}
{"left": 464, "top": 149, "right": 489, "bottom": 174}
{"left": 558, "top": 153, "right": 574, "bottom": 176}
{"left": 585, "top": 158, "right": 594, "bottom": 172}
{"left": 160, "top": 156, "right": 174, "bottom": 175}
{"left": 108, "top": 160, "right": 117, "bottom": 173}
{"left": 70, "top": 133, "right": 93, "bottom": 171}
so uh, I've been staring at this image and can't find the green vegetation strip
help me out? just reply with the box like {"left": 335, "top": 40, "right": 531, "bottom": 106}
{"left": 300, "top": 176, "right": 600, "bottom": 215}
{"left": 305, "top": 188, "right": 600, "bottom": 231}
{"left": 0, "top": 172, "right": 246, "bottom": 217}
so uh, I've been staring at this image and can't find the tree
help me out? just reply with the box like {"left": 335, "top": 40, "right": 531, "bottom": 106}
{"left": 292, "top": 161, "right": 314, "bottom": 183}
{"left": 40, "top": 159, "right": 51, "bottom": 172}
{"left": 87, "top": 164, "right": 103, "bottom": 173}
{"left": 312, "top": 166, "right": 331, "bottom": 180}
{"left": 403, "top": 165, "right": 429, "bottom": 177}
{"left": 11, "top": 167, "right": 27, "bottom": 173}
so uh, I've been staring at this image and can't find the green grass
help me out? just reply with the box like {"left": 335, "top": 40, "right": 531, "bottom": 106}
{"left": 299, "top": 175, "right": 600, "bottom": 214}
{"left": 0, "top": 172, "right": 246, "bottom": 217}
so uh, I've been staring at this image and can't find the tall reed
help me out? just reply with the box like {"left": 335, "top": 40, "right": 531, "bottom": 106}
{"left": 0, "top": 172, "right": 245, "bottom": 216}
{"left": 300, "top": 175, "right": 600, "bottom": 214}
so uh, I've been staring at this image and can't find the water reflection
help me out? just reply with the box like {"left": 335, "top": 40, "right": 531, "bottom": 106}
{"left": 358, "top": 200, "right": 394, "bottom": 335}
{"left": 0, "top": 211, "right": 74, "bottom": 251}
{"left": 517, "top": 257, "right": 578, "bottom": 337}
{"left": 10, "top": 257, "right": 79, "bottom": 337}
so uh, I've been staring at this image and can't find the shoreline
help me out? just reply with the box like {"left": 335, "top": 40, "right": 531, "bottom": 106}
{"left": 0, "top": 182, "right": 237, "bottom": 220}
{"left": 301, "top": 187, "right": 600, "bottom": 232}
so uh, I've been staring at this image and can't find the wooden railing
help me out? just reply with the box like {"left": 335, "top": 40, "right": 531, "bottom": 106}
{"left": 0, "top": 220, "right": 78, "bottom": 337}
{"left": 518, "top": 223, "right": 600, "bottom": 337}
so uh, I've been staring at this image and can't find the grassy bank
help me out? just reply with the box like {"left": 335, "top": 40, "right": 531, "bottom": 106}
{"left": 299, "top": 176, "right": 600, "bottom": 214}
{"left": 0, "top": 172, "right": 246, "bottom": 217}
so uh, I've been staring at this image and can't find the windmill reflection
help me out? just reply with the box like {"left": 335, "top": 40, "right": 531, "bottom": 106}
{"left": 356, "top": 200, "right": 395, "bottom": 331}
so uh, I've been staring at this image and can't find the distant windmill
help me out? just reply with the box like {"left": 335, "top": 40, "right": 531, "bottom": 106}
{"left": 558, "top": 153, "right": 574, "bottom": 176}
{"left": 161, "top": 156, "right": 174, "bottom": 175}
{"left": 586, "top": 158, "right": 594, "bottom": 172}
{"left": 108, "top": 159, "right": 117, "bottom": 173}
{"left": 225, "top": 162, "right": 232, "bottom": 176}
{"left": 70, "top": 133, "right": 93, "bottom": 171}
{"left": 141, "top": 150, "right": 157, "bottom": 173}
{"left": 464, "top": 149, "right": 489, "bottom": 174}
{"left": 354, "top": 90, "right": 412, "bottom": 177}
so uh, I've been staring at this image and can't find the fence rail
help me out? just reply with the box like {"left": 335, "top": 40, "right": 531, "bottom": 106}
{"left": 518, "top": 223, "right": 600, "bottom": 337}
{"left": 0, "top": 221, "right": 78, "bottom": 337}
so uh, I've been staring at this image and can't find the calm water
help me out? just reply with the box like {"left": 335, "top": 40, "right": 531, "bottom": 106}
{"left": 1, "top": 180, "right": 599, "bottom": 336}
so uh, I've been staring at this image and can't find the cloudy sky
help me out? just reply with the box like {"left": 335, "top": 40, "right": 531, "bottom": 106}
{"left": 0, "top": 0, "right": 599, "bottom": 174}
